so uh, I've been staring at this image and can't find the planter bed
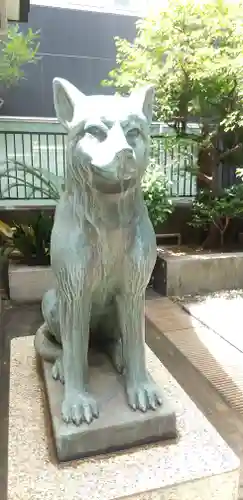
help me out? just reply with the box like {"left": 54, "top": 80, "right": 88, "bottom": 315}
{"left": 9, "top": 265, "right": 155, "bottom": 303}
{"left": 153, "top": 245, "right": 243, "bottom": 297}
{"left": 9, "top": 264, "right": 55, "bottom": 302}
{"left": 9, "top": 245, "right": 243, "bottom": 302}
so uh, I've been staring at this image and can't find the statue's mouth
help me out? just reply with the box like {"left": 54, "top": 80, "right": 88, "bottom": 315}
{"left": 90, "top": 163, "right": 137, "bottom": 194}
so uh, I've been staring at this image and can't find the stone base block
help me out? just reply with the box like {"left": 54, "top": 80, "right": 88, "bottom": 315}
{"left": 9, "top": 337, "right": 240, "bottom": 500}
{"left": 41, "top": 350, "right": 176, "bottom": 461}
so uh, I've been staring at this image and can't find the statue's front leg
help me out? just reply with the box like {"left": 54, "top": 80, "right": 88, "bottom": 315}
{"left": 58, "top": 276, "right": 98, "bottom": 425}
{"left": 117, "top": 291, "right": 163, "bottom": 412}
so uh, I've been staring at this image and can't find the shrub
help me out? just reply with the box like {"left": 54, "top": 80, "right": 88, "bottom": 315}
{"left": 142, "top": 161, "right": 174, "bottom": 230}
{"left": 190, "top": 184, "right": 243, "bottom": 247}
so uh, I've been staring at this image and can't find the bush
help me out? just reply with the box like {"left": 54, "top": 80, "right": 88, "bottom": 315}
{"left": 0, "top": 212, "right": 53, "bottom": 266}
{"left": 190, "top": 184, "right": 243, "bottom": 247}
{"left": 142, "top": 161, "right": 174, "bottom": 230}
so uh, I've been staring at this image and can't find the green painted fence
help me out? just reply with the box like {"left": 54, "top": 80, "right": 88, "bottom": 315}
{"left": 0, "top": 117, "right": 197, "bottom": 206}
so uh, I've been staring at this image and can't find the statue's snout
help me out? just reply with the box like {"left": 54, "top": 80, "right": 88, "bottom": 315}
{"left": 116, "top": 148, "right": 136, "bottom": 181}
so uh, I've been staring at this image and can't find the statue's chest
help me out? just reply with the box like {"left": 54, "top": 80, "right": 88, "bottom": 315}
{"left": 97, "top": 226, "right": 132, "bottom": 266}
{"left": 89, "top": 226, "right": 132, "bottom": 287}
{"left": 89, "top": 231, "right": 127, "bottom": 303}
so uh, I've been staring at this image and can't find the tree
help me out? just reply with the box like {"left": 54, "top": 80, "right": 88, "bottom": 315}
{"left": 102, "top": 0, "right": 243, "bottom": 246}
{"left": 0, "top": 24, "right": 39, "bottom": 91}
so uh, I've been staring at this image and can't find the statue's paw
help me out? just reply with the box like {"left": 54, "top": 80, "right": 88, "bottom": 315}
{"left": 52, "top": 358, "right": 64, "bottom": 384}
{"left": 61, "top": 391, "right": 99, "bottom": 425}
{"left": 126, "top": 376, "right": 163, "bottom": 412}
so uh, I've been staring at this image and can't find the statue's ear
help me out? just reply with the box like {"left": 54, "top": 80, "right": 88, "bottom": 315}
{"left": 131, "top": 85, "right": 155, "bottom": 125}
{"left": 53, "top": 78, "right": 86, "bottom": 129}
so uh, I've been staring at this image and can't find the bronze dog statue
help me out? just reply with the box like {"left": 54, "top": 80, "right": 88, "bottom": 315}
{"left": 35, "top": 78, "right": 162, "bottom": 425}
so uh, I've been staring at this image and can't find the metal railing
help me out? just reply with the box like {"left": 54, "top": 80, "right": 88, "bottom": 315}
{"left": 150, "top": 134, "right": 197, "bottom": 198}
{"left": 1, "top": 131, "right": 66, "bottom": 200}
{"left": 0, "top": 118, "right": 197, "bottom": 203}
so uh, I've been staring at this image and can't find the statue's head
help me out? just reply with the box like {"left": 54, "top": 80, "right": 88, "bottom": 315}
{"left": 53, "top": 78, "right": 154, "bottom": 193}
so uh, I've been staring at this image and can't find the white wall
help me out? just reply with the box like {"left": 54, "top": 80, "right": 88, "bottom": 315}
{"left": 30, "top": 0, "right": 166, "bottom": 16}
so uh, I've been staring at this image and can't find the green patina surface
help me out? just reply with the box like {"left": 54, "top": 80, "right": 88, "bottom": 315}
{"left": 35, "top": 78, "right": 163, "bottom": 426}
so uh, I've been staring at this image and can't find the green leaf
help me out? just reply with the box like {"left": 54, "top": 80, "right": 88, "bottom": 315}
{"left": 142, "top": 160, "right": 174, "bottom": 228}
{"left": 102, "top": 0, "right": 243, "bottom": 130}
{"left": 0, "top": 25, "right": 39, "bottom": 88}
{"left": 190, "top": 184, "right": 243, "bottom": 230}
{"left": 0, "top": 160, "right": 62, "bottom": 201}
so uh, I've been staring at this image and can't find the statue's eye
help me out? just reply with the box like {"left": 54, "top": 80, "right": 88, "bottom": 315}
{"left": 126, "top": 128, "right": 140, "bottom": 142}
{"left": 85, "top": 126, "right": 107, "bottom": 142}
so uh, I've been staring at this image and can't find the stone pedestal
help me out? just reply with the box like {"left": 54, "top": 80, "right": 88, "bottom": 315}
{"left": 41, "top": 350, "right": 176, "bottom": 461}
{"left": 8, "top": 337, "right": 240, "bottom": 500}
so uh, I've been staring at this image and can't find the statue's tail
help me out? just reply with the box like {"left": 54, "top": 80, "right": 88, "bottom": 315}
{"left": 34, "top": 322, "right": 62, "bottom": 362}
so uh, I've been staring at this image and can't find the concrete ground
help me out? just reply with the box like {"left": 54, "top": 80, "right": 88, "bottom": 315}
{"left": 1, "top": 294, "right": 243, "bottom": 499}
{"left": 180, "top": 290, "right": 243, "bottom": 352}
{"left": 146, "top": 290, "right": 243, "bottom": 499}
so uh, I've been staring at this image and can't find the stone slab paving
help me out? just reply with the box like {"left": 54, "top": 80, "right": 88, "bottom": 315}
{"left": 180, "top": 290, "right": 243, "bottom": 353}
{"left": 146, "top": 292, "right": 243, "bottom": 412}
{"left": 146, "top": 302, "right": 243, "bottom": 413}
{"left": 146, "top": 291, "right": 243, "bottom": 500}
{"left": 1, "top": 297, "right": 243, "bottom": 499}
{"left": 9, "top": 336, "right": 239, "bottom": 500}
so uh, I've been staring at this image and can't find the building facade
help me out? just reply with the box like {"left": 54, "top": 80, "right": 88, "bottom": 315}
{"left": 2, "top": 0, "right": 149, "bottom": 116}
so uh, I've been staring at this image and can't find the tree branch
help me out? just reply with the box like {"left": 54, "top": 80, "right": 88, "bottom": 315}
{"left": 219, "top": 143, "right": 243, "bottom": 160}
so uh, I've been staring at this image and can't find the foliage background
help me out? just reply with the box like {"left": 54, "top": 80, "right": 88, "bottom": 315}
{"left": 0, "top": 25, "right": 39, "bottom": 90}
